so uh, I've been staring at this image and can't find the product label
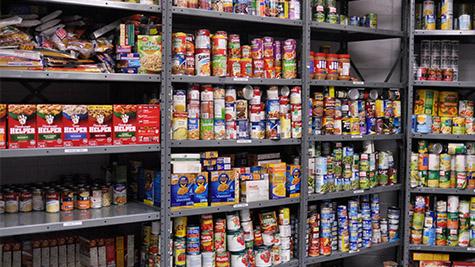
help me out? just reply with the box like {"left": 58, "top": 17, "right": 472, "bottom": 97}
{"left": 88, "top": 105, "right": 113, "bottom": 146}
{"left": 0, "top": 104, "right": 6, "bottom": 149}
{"left": 63, "top": 105, "right": 88, "bottom": 147}
{"left": 37, "top": 104, "right": 63, "bottom": 148}
{"left": 113, "top": 105, "right": 137, "bottom": 145}
{"left": 137, "top": 104, "right": 160, "bottom": 144}
{"left": 8, "top": 104, "right": 37, "bottom": 149}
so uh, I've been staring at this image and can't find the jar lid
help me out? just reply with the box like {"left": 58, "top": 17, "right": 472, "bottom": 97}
{"left": 338, "top": 54, "right": 350, "bottom": 58}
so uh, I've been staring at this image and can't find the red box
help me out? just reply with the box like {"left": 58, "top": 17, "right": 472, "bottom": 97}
{"left": 113, "top": 105, "right": 137, "bottom": 145}
{"left": 63, "top": 105, "right": 89, "bottom": 147}
{"left": 88, "top": 105, "right": 113, "bottom": 146}
{"left": 137, "top": 104, "right": 160, "bottom": 144}
{"left": 0, "top": 104, "right": 6, "bottom": 149}
{"left": 7, "top": 104, "right": 37, "bottom": 149}
{"left": 37, "top": 104, "right": 63, "bottom": 148}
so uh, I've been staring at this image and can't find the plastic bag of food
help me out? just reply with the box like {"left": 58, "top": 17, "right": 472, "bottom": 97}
{"left": 0, "top": 16, "right": 22, "bottom": 29}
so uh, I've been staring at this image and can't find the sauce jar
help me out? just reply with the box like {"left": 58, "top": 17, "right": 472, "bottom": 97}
{"left": 77, "top": 187, "right": 91, "bottom": 210}
{"left": 113, "top": 184, "right": 127, "bottom": 205}
{"left": 19, "top": 189, "right": 33, "bottom": 213}
{"left": 46, "top": 189, "right": 60, "bottom": 213}
{"left": 326, "top": 54, "right": 339, "bottom": 80}
{"left": 314, "top": 53, "right": 327, "bottom": 80}
{"left": 0, "top": 190, "right": 4, "bottom": 214}
{"left": 338, "top": 54, "right": 351, "bottom": 80}
{"left": 32, "top": 188, "right": 45, "bottom": 211}
{"left": 101, "top": 184, "right": 112, "bottom": 207}
{"left": 4, "top": 189, "right": 18, "bottom": 214}
{"left": 91, "top": 186, "right": 102, "bottom": 209}
{"left": 61, "top": 189, "right": 74, "bottom": 211}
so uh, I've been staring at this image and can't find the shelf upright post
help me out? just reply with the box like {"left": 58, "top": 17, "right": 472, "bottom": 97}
{"left": 160, "top": 0, "right": 173, "bottom": 266}
{"left": 299, "top": 0, "right": 312, "bottom": 265}
{"left": 403, "top": 0, "right": 416, "bottom": 265}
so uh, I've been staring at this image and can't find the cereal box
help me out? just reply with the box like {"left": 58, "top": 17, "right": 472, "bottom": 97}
{"left": 0, "top": 104, "right": 6, "bottom": 149}
{"left": 137, "top": 104, "right": 160, "bottom": 144}
{"left": 113, "top": 105, "right": 137, "bottom": 145}
{"left": 37, "top": 104, "right": 63, "bottom": 148}
{"left": 171, "top": 173, "right": 195, "bottom": 208}
{"left": 286, "top": 164, "right": 301, "bottom": 198}
{"left": 8, "top": 104, "right": 37, "bottom": 149}
{"left": 210, "top": 170, "right": 236, "bottom": 206}
{"left": 137, "top": 35, "right": 162, "bottom": 74}
{"left": 88, "top": 105, "right": 113, "bottom": 146}
{"left": 192, "top": 172, "right": 209, "bottom": 207}
{"left": 267, "top": 163, "right": 287, "bottom": 199}
{"left": 63, "top": 105, "right": 88, "bottom": 147}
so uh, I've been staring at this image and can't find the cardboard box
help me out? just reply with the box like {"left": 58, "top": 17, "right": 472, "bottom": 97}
{"left": 268, "top": 163, "right": 287, "bottom": 199}
{"left": 143, "top": 169, "right": 156, "bottom": 207}
{"left": 0, "top": 104, "right": 7, "bottom": 149}
{"left": 113, "top": 105, "right": 137, "bottom": 145}
{"left": 3, "top": 242, "right": 12, "bottom": 267}
{"left": 36, "top": 104, "right": 63, "bottom": 148}
{"left": 412, "top": 253, "right": 450, "bottom": 261}
{"left": 209, "top": 170, "right": 236, "bottom": 206}
{"left": 21, "top": 240, "right": 32, "bottom": 267}
{"left": 32, "top": 240, "right": 41, "bottom": 267}
{"left": 79, "top": 236, "right": 98, "bottom": 267}
{"left": 241, "top": 179, "right": 269, "bottom": 203}
{"left": 63, "top": 105, "right": 88, "bottom": 147}
{"left": 137, "top": 104, "right": 160, "bottom": 144}
{"left": 12, "top": 243, "right": 21, "bottom": 267}
{"left": 126, "top": 235, "right": 134, "bottom": 267}
{"left": 420, "top": 261, "right": 451, "bottom": 267}
{"left": 115, "top": 236, "right": 125, "bottom": 267}
{"left": 88, "top": 105, "right": 113, "bottom": 146}
{"left": 153, "top": 173, "right": 161, "bottom": 207}
{"left": 58, "top": 237, "right": 67, "bottom": 267}
{"left": 171, "top": 173, "right": 195, "bottom": 208}
{"left": 286, "top": 164, "right": 301, "bottom": 198}
{"left": 41, "top": 240, "right": 49, "bottom": 267}
{"left": 97, "top": 239, "right": 106, "bottom": 267}
{"left": 105, "top": 238, "right": 116, "bottom": 267}
{"left": 172, "top": 161, "right": 202, "bottom": 174}
{"left": 137, "top": 35, "right": 162, "bottom": 74}
{"left": 192, "top": 172, "right": 209, "bottom": 207}
{"left": 453, "top": 262, "right": 475, "bottom": 267}
{"left": 66, "top": 237, "right": 76, "bottom": 267}
{"left": 49, "top": 239, "right": 58, "bottom": 267}
{"left": 7, "top": 104, "right": 37, "bottom": 149}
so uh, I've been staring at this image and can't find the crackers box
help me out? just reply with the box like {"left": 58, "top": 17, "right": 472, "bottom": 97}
{"left": 37, "top": 104, "right": 63, "bottom": 148}
{"left": 8, "top": 104, "right": 37, "bottom": 149}
{"left": 209, "top": 170, "right": 236, "bottom": 206}
{"left": 171, "top": 173, "right": 195, "bottom": 208}
{"left": 63, "top": 105, "right": 88, "bottom": 147}
{"left": 0, "top": 104, "right": 6, "bottom": 149}
{"left": 88, "top": 105, "right": 113, "bottom": 146}
{"left": 286, "top": 164, "right": 301, "bottom": 198}
{"left": 113, "top": 105, "right": 137, "bottom": 145}
{"left": 192, "top": 172, "right": 209, "bottom": 207}
{"left": 137, "top": 104, "right": 160, "bottom": 144}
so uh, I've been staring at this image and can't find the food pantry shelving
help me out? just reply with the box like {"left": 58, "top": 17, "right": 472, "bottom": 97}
{"left": 0, "top": 0, "right": 409, "bottom": 266}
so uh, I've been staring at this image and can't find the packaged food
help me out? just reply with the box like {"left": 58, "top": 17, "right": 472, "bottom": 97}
{"left": 286, "top": 164, "right": 301, "bottom": 198}
{"left": 7, "top": 104, "right": 37, "bottom": 149}
{"left": 87, "top": 105, "right": 113, "bottom": 146}
{"left": 171, "top": 174, "right": 195, "bottom": 208}
{"left": 268, "top": 163, "right": 287, "bottom": 199}
{"left": 137, "top": 104, "right": 160, "bottom": 144}
{"left": 137, "top": 35, "right": 162, "bottom": 74}
{"left": 192, "top": 172, "right": 209, "bottom": 207}
{"left": 0, "top": 104, "right": 5, "bottom": 149}
{"left": 209, "top": 170, "right": 236, "bottom": 206}
{"left": 63, "top": 105, "right": 88, "bottom": 147}
{"left": 37, "top": 104, "right": 63, "bottom": 148}
{"left": 113, "top": 105, "right": 137, "bottom": 145}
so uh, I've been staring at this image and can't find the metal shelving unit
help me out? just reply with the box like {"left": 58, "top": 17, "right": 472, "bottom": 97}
{"left": 0, "top": 202, "right": 160, "bottom": 237}
{"left": 0, "top": 0, "right": 410, "bottom": 266}
{"left": 403, "top": 0, "right": 475, "bottom": 265}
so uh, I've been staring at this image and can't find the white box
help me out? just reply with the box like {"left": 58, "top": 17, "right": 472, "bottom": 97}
{"left": 241, "top": 179, "right": 269, "bottom": 203}
{"left": 172, "top": 161, "right": 202, "bottom": 173}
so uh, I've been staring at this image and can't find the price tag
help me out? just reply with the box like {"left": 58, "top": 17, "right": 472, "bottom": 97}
{"left": 351, "top": 135, "right": 363, "bottom": 139}
{"left": 352, "top": 81, "right": 364, "bottom": 85}
{"left": 353, "top": 189, "right": 364, "bottom": 194}
{"left": 64, "top": 148, "right": 88, "bottom": 153}
{"left": 63, "top": 221, "right": 83, "bottom": 227}
{"left": 237, "top": 140, "right": 252, "bottom": 144}
{"left": 233, "top": 77, "right": 249, "bottom": 82}
{"left": 467, "top": 247, "right": 475, "bottom": 251}
{"left": 233, "top": 203, "right": 249, "bottom": 208}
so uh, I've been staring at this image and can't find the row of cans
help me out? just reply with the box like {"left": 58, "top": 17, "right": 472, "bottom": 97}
{"left": 412, "top": 115, "right": 475, "bottom": 135}
{"left": 174, "top": 0, "right": 301, "bottom": 20}
{"left": 415, "top": 39, "right": 459, "bottom": 81}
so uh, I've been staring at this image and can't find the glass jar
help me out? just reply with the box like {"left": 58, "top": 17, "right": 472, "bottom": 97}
{"left": 338, "top": 54, "right": 351, "bottom": 80}
{"left": 77, "top": 187, "right": 91, "bottom": 210}
{"left": 19, "top": 189, "right": 32, "bottom": 213}
{"left": 315, "top": 53, "right": 327, "bottom": 80}
{"left": 326, "top": 54, "right": 339, "bottom": 80}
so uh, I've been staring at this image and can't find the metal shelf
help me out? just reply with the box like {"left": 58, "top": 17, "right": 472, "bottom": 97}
{"left": 0, "top": 144, "right": 160, "bottom": 158}
{"left": 172, "top": 7, "right": 302, "bottom": 27}
{"left": 309, "top": 134, "right": 404, "bottom": 142}
{"left": 171, "top": 139, "right": 301, "bottom": 148}
{"left": 411, "top": 133, "right": 475, "bottom": 141}
{"left": 414, "top": 30, "right": 475, "bottom": 42}
{"left": 408, "top": 245, "right": 475, "bottom": 253}
{"left": 410, "top": 187, "right": 475, "bottom": 196}
{"left": 310, "top": 22, "right": 404, "bottom": 42}
{"left": 309, "top": 184, "right": 402, "bottom": 202}
{"left": 306, "top": 241, "right": 401, "bottom": 265}
{"left": 25, "top": 0, "right": 160, "bottom": 12}
{"left": 0, "top": 70, "right": 161, "bottom": 82}
{"left": 0, "top": 202, "right": 160, "bottom": 237}
{"left": 413, "top": 80, "right": 475, "bottom": 88}
{"left": 274, "top": 259, "right": 299, "bottom": 267}
{"left": 171, "top": 75, "right": 302, "bottom": 85}
{"left": 170, "top": 197, "right": 300, "bottom": 218}
{"left": 310, "top": 80, "right": 404, "bottom": 88}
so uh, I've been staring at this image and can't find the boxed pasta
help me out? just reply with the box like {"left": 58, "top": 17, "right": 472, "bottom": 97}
{"left": 63, "top": 105, "right": 88, "bottom": 147}
{"left": 8, "top": 104, "right": 37, "bottom": 149}
{"left": 286, "top": 164, "right": 301, "bottom": 198}
{"left": 267, "top": 163, "right": 287, "bottom": 199}
{"left": 137, "top": 35, "right": 162, "bottom": 74}
{"left": 137, "top": 104, "right": 160, "bottom": 144}
{"left": 241, "top": 179, "right": 269, "bottom": 203}
{"left": 192, "top": 172, "right": 209, "bottom": 207}
{"left": 209, "top": 170, "right": 237, "bottom": 206}
{"left": 171, "top": 173, "right": 195, "bottom": 208}
{"left": 37, "top": 104, "right": 63, "bottom": 148}
{"left": 0, "top": 104, "right": 6, "bottom": 149}
{"left": 113, "top": 105, "right": 138, "bottom": 145}
{"left": 88, "top": 105, "right": 113, "bottom": 146}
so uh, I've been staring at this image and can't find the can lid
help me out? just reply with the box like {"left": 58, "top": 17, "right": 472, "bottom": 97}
{"left": 430, "top": 143, "right": 443, "bottom": 154}
{"left": 280, "top": 86, "right": 290, "bottom": 97}
{"left": 348, "top": 88, "right": 360, "bottom": 100}
{"left": 242, "top": 85, "right": 253, "bottom": 100}
{"left": 369, "top": 89, "right": 379, "bottom": 101}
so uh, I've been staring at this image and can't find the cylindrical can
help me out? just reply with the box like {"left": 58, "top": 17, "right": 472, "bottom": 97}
{"left": 227, "top": 230, "right": 245, "bottom": 252}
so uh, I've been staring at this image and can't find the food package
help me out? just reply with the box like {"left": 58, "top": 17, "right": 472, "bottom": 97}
{"left": 8, "top": 104, "right": 37, "bottom": 149}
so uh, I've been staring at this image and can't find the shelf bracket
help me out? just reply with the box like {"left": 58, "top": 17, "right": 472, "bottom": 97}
{"left": 20, "top": 81, "right": 50, "bottom": 103}
{"left": 384, "top": 49, "right": 404, "bottom": 83}
{"left": 350, "top": 58, "right": 365, "bottom": 81}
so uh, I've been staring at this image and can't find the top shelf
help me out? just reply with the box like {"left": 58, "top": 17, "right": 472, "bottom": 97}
{"left": 414, "top": 30, "right": 475, "bottom": 42}
{"left": 172, "top": 7, "right": 302, "bottom": 27}
{"left": 24, "top": 0, "right": 161, "bottom": 12}
{"left": 311, "top": 22, "right": 404, "bottom": 42}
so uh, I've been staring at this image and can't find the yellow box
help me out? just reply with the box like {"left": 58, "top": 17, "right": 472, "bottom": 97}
{"left": 201, "top": 151, "right": 219, "bottom": 159}
{"left": 413, "top": 253, "right": 450, "bottom": 261}
{"left": 209, "top": 170, "right": 237, "bottom": 206}
{"left": 268, "top": 163, "right": 287, "bottom": 199}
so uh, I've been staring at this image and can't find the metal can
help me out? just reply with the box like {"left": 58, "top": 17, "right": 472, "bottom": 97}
{"left": 77, "top": 187, "right": 91, "bottom": 210}
{"left": 113, "top": 183, "right": 127, "bottom": 205}
{"left": 255, "top": 246, "right": 271, "bottom": 267}
{"left": 46, "top": 189, "right": 60, "bottom": 213}
{"left": 101, "top": 184, "right": 112, "bottom": 207}
{"left": 61, "top": 189, "right": 74, "bottom": 211}
{"left": 91, "top": 186, "right": 102, "bottom": 209}
{"left": 32, "top": 188, "right": 44, "bottom": 211}
{"left": 19, "top": 189, "right": 32, "bottom": 213}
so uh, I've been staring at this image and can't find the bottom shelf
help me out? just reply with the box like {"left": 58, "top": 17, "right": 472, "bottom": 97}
{"left": 408, "top": 244, "right": 475, "bottom": 253}
{"left": 306, "top": 241, "right": 401, "bottom": 265}
{"left": 0, "top": 202, "right": 160, "bottom": 237}
{"left": 276, "top": 259, "right": 299, "bottom": 267}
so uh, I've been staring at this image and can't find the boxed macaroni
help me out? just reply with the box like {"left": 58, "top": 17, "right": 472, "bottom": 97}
{"left": 63, "top": 105, "right": 88, "bottom": 147}
{"left": 171, "top": 173, "right": 195, "bottom": 208}
{"left": 37, "top": 104, "right": 63, "bottom": 148}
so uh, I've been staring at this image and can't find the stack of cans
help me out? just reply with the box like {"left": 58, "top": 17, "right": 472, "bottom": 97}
{"left": 470, "top": 197, "right": 475, "bottom": 247}
{"left": 361, "top": 195, "right": 373, "bottom": 248}
{"left": 348, "top": 200, "right": 360, "bottom": 252}
{"left": 307, "top": 205, "right": 321, "bottom": 256}
{"left": 186, "top": 225, "right": 202, "bottom": 266}
{"left": 319, "top": 204, "right": 333, "bottom": 256}
{"left": 371, "top": 194, "right": 382, "bottom": 244}
{"left": 337, "top": 205, "right": 350, "bottom": 252}
{"left": 436, "top": 200, "right": 448, "bottom": 246}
